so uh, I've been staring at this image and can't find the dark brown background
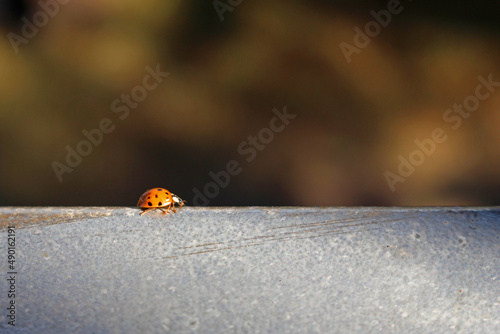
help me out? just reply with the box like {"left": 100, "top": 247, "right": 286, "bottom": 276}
{"left": 1, "top": 0, "right": 499, "bottom": 206}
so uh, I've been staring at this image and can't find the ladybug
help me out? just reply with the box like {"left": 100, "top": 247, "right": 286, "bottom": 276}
{"left": 137, "top": 188, "right": 186, "bottom": 215}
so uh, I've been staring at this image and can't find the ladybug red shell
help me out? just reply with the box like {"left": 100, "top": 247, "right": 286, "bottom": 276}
{"left": 137, "top": 188, "right": 185, "bottom": 215}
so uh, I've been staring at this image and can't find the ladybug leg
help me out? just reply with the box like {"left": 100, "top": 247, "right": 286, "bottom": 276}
{"left": 168, "top": 206, "right": 175, "bottom": 213}
{"left": 140, "top": 208, "right": 154, "bottom": 215}
{"left": 168, "top": 202, "right": 177, "bottom": 213}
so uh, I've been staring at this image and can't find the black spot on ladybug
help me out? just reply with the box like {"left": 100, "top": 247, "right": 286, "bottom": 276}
{"left": 155, "top": 194, "right": 158, "bottom": 198}
{"left": 148, "top": 201, "right": 153, "bottom": 206}
{"left": 147, "top": 196, "right": 151, "bottom": 199}
{"left": 158, "top": 201, "right": 162, "bottom": 206}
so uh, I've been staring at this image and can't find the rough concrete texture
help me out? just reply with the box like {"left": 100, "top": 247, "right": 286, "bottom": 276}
{"left": 0, "top": 207, "right": 499, "bottom": 333}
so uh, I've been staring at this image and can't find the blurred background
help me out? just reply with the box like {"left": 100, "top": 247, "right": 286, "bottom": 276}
{"left": 1, "top": 0, "right": 499, "bottom": 207}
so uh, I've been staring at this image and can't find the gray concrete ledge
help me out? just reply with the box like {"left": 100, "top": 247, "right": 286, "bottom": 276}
{"left": 1, "top": 207, "right": 499, "bottom": 333}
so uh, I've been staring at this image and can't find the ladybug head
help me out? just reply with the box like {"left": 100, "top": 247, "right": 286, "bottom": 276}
{"left": 172, "top": 194, "right": 186, "bottom": 206}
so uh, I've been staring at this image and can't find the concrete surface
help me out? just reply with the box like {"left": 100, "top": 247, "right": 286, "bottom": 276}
{"left": 0, "top": 207, "right": 499, "bottom": 333}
